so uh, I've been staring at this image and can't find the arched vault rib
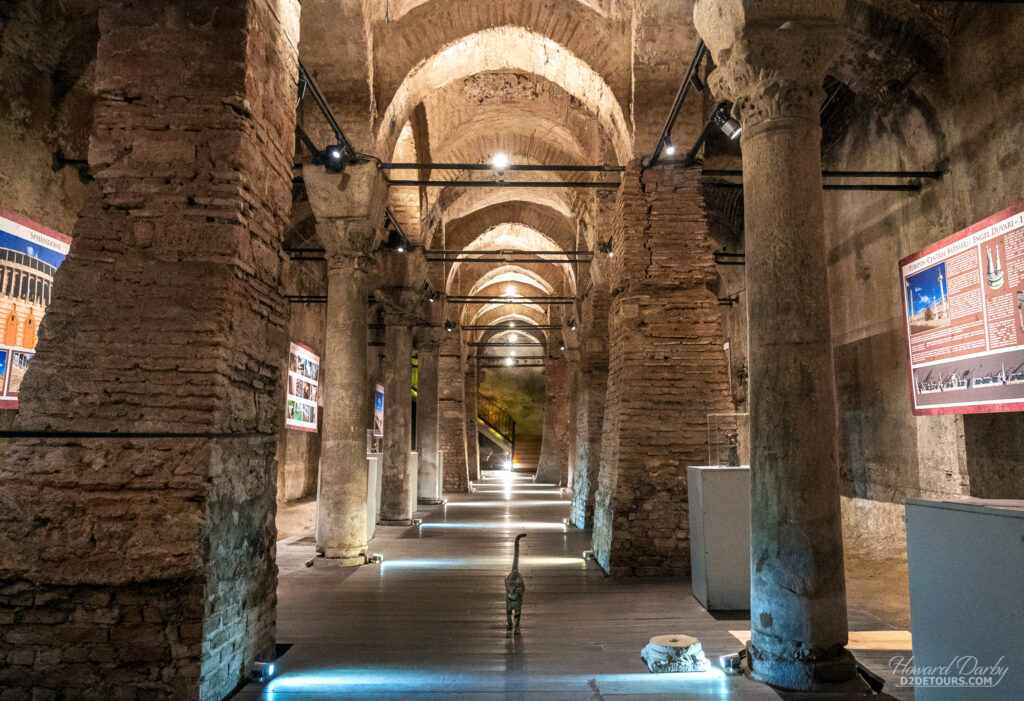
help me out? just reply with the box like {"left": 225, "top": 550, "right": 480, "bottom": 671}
{"left": 444, "top": 223, "right": 576, "bottom": 296}
{"left": 376, "top": 26, "right": 632, "bottom": 164}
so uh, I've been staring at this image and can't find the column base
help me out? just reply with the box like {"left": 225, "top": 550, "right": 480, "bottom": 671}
{"left": 377, "top": 518, "right": 415, "bottom": 526}
{"left": 417, "top": 498, "right": 446, "bottom": 505}
{"left": 312, "top": 552, "right": 367, "bottom": 567}
{"left": 747, "top": 640, "right": 860, "bottom": 692}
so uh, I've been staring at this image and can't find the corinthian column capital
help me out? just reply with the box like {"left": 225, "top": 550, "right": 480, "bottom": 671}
{"left": 695, "top": 1, "right": 844, "bottom": 129}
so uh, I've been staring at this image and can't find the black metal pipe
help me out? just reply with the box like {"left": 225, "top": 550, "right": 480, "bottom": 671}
{"left": 298, "top": 60, "right": 356, "bottom": 156}
{"left": 703, "top": 169, "right": 944, "bottom": 179}
{"left": 382, "top": 163, "right": 625, "bottom": 172}
{"left": 386, "top": 179, "right": 619, "bottom": 189}
{"left": 426, "top": 249, "right": 592, "bottom": 256}
{"left": 650, "top": 40, "right": 707, "bottom": 167}
{"left": 0, "top": 430, "right": 268, "bottom": 439}
{"left": 705, "top": 181, "right": 922, "bottom": 192}
{"left": 461, "top": 324, "right": 562, "bottom": 331}
{"left": 467, "top": 342, "right": 547, "bottom": 347}
{"left": 426, "top": 258, "right": 588, "bottom": 264}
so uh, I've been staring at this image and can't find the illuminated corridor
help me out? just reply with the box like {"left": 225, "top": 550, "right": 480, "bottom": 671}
{"left": 236, "top": 471, "right": 910, "bottom": 700}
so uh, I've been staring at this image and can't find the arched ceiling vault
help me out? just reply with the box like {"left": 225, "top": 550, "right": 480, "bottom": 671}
{"left": 375, "top": 26, "right": 632, "bottom": 164}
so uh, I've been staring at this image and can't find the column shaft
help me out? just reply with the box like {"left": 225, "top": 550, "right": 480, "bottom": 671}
{"left": 743, "top": 115, "right": 853, "bottom": 686}
{"left": 380, "top": 323, "right": 414, "bottom": 521}
{"left": 317, "top": 265, "right": 370, "bottom": 562}
{"left": 416, "top": 342, "right": 442, "bottom": 501}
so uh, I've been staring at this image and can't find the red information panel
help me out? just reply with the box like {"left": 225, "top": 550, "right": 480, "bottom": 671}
{"left": 900, "top": 200, "right": 1024, "bottom": 415}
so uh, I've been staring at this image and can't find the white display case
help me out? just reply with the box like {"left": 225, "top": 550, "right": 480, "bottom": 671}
{"left": 706, "top": 412, "right": 749, "bottom": 467}
{"left": 687, "top": 465, "right": 751, "bottom": 611}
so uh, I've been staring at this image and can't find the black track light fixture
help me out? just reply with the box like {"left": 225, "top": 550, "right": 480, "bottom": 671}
{"left": 712, "top": 104, "right": 742, "bottom": 140}
{"left": 444, "top": 320, "right": 456, "bottom": 332}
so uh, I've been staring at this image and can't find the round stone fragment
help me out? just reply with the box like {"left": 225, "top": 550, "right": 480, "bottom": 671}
{"left": 641, "top": 634, "right": 711, "bottom": 673}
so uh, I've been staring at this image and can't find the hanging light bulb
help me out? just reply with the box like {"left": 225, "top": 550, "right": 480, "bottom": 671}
{"left": 664, "top": 141, "right": 676, "bottom": 156}
{"left": 492, "top": 152, "right": 509, "bottom": 171}
{"left": 505, "top": 357, "right": 514, "bottom": 366}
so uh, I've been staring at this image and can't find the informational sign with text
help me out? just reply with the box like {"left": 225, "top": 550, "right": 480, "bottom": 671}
{"left": 900, "top": 200, "right": 1024, "bottom": 415}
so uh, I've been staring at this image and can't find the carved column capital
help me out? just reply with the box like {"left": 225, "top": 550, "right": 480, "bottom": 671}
{"left": 415, "top": 325, "right": 445, "bottom": 352}
{"left": 378, "top": 287, "right": 426, "bottom": 327}
{"left": 695, "top": 1, "right": 844, "bottom": 130}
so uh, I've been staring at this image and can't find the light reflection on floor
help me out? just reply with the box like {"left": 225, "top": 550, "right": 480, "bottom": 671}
{"left": 418, "top": 521, "right": 567, "bottom": 531}
{"left": 263, "top": 668, "right": 729, "bottom": 696}
{"left": 379, "top": 555, "right": 585, "bottom": 571}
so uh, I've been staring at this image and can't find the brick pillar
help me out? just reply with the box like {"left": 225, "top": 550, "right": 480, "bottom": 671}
{"left": 438, "top": 329, "right": 469, "bottom": 491}
{"left": 571, "top": 284, "right": 610, "bottom": 528}
{"left": 536, "top": 350, "right": 570, "bottom": 485}
{"left": 697, "top": 2, "right": 856, "bottom": 687}
{"left": 464, "top": 361, "right": 480, "bottom": 481}
{"left": 0, "top": 2, "right": 299, "bottom": 698}
{"left": 565, "top": 350, "right": 581, "bottom": 489}
{"left": 592, "top": 164, "right": 735, "bottom": 576}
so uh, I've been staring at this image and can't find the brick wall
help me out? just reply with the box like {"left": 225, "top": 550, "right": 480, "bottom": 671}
{"left": 0, "top": 1, "right": 299, "bottom": 697}
{"left": 592, "top": 163, "right": 735, "bottom": 576}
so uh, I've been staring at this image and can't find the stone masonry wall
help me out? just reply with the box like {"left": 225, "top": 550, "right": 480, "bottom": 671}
{"left": 438, "top": 331, "right": 469, "bottom": 491}
{"left": 536, "top": 352, "right": 570, "bottom": 485}
{"left": 570, "top": 284, "right": 610, "bottom": 528}
{"left": 0, "top": 2, "right": 299, "bottom": 698}
{"left": 592, "top": 163, "right": 735, "bottom": 576}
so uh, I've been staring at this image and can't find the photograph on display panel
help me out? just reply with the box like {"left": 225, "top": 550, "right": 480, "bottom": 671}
{"left": 285, "top": 342, "right": 320, "bottom": 432}
{"left": 0, "top": 208, "right": 70, "bottom": 408}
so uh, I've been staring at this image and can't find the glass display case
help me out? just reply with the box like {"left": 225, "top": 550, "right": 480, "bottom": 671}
{"left": 706, "top": 412, "right": 750, "bottom": 466}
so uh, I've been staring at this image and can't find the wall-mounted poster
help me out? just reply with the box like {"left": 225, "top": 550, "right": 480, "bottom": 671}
{"left": 286, "top": 342, "right": 319, "bottom": 432}
{"left": 900, "top": 199, "right": 1024, "bottom": 415}
{"left": 373, "top": 383, "right": 384, "bottom": 438}
{"left": 0, "top": 208, "right": 70, "bottom": 409}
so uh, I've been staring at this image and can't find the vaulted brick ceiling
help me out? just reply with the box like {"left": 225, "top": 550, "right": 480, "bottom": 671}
{"left": 296, "top": 0, "right": 962, "bottom": 338}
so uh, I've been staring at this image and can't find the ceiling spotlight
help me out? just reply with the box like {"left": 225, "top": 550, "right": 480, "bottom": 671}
{"left": 508, "top": 321, "right": 516, "bottom": 328}
{"left": 323, "top": 145, "right": 347, "bottom": 173}
{"left": 560, "top": 344, "right": 565, "bottom": 351}
{"left": 492, "top": 152, "right": 509, "bottom": 171}
{"left": 568, "top": 319, "right": 576, "bottom": 331}
{"left": 713, "top": 106, "right": 743, "bottom": 140}
{"left": 505, "top": 357, "right": 514, "bottom": 366}
{"left": 597, "top": 238, "right": 613, "bottom": 257}
{"left": 509, "top": 333, "right": 518, "bottom": 342}
{"left": 664, "top": 142, "right": 676, "bottom": 156}
{"left": 444, "top": 320, "right": 455, "bottom": 332}
{"left": 510, "top": 350, "right": 516, "bottom": 357}
{"left": 505, "top": 285, "right": 515, "bottom": 296}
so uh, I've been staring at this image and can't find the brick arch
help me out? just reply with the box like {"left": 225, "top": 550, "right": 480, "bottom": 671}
{"left": 469, "top": 268, "right": 556, "bottom": 296}
{"left": 445, "top": 202, "right": 576, "bottom": 253}
{"left": 444, "top": 224, "right": 575, "bottom": 295}
{"left": 424, "top": 72, "right": 616, "bottom": 166}
{"left": 442, "top": 190, "right": 576, "bottom": 224}
{"left": 376, "top": 26, "right": 632, "bottom": 164}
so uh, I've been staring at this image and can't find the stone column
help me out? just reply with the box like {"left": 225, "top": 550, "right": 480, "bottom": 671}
{"left": 438, "top": 328, "right": 470, "bottom": 491}
{"left": 565, "top": 349, "right": 581, "bottom": 489}
{"left": 415, "top": 328, "right": 443, "bottom": 502}
{"left": 571, "top": 283, "right": 610, "bottom": 528}
{"left": 304, "top": 164, "right": 388, "bottom": 564}
{"left": 695, "top": 1, "right": 856, "bottom": 689}
{"left": 0, "top": 2, "right": 299, "bottom": 698}
{"left": 464, "top": 361, "right": 481, "bottom": 480}
{"left": 378, "top": 252, "right": 427, "bottom": 523}
{"left": 535, "top": 349, "right": 570, "bottom": 485}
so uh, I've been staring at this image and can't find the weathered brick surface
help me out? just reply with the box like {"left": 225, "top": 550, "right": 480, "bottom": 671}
{"left": 438, "top": 331, "right": 469, "bottom": 491}
{"left": 592, "top": 163, "right": 735, "bottom": 576}
{"left": 570, "top": 284, "right": 610, "bottom": 528}
{"left": 535, "top": 352, "right": 570, "bottom": 485}
{"left": 464, "top": 363, "right": 480, "bottom": 482}
{"left": 0, "top": 1, "right": 299, "bottom": 697}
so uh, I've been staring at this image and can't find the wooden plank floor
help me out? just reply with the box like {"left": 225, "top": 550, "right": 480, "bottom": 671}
{"left": 235, "top": 471, "right": 913, "bottom": 700}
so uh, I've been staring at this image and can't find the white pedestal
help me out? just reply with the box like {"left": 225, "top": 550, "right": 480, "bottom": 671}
{"left": 408, "top": 451, "right": 418, "bottom": 518}
{"left": 687, "top": 465, "right": 750, "bottom": 611}
{"left": 366, "top": 454, "right": 381, "bottom": 542}
{"left": 906, "top": 497, "right": 1023, "bottom": 700}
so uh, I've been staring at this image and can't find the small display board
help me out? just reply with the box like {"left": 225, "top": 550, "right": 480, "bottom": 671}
{"left": 900, "top": 199, "right": 1024, "bottom": 415}
{"left": 286, "top": 342, "right": 319, "bottom": 432}
{"left": 373, "top": 383, "right": 384, "bottom": 438}
{"left": 0, "top": 208, "right": 70, "bottom": 409}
